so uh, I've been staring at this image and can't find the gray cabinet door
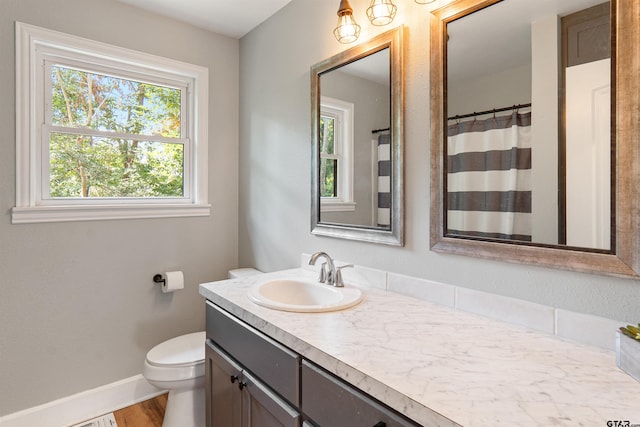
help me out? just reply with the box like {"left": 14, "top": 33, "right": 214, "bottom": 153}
{"left": 207, "top": 340, "right": 300, "bottom": 427}
{"left": 206, "top": 341, "right": 242, "bottom": 427}
{"left": 242, "top": 370, "right": 301, "bottom": 427}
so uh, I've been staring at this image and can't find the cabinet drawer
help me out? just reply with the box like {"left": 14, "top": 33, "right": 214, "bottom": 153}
{"left": 206, "top": 301, "right": 300, "bottom": 406}
{"left": 301, "top": 361, "right": 420, "bottom": 427}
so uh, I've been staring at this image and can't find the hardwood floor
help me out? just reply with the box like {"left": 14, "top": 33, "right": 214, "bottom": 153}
{"left": 112, "top": 393, "right": 167, "bottom": 427}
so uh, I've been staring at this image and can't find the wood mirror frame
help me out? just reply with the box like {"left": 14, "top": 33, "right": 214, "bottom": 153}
{"left": 311, "top": 26, "right": 404, "bottom": 246}
{"left": 429, "top": 0, "right": 640, "bottom": 277}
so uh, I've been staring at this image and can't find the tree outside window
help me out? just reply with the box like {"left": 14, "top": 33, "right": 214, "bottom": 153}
{"left": 320, "top": 114, "right": 338, "bottom": 198}
{"left": 49, "top": 65, "right": 185, "bottom": 199}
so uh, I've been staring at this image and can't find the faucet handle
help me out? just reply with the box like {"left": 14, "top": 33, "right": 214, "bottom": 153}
{"left": 318, "top": 262, "right": 328, "bottom": 283}
{"left": 334, "top": 264, "right": 354, "bottom": 287}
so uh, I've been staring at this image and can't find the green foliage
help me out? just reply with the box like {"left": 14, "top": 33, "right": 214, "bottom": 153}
{"left": 49, "top": 65, "right": 184, "bottom": 198}
{"left": 319, "top": 116, "right": 335, "bottom": 155}
{"left": 319, "top": 116, "right": 337, "bottom": 198}
{"left": 320, "top": 159, "right": 337, "bottom": 198}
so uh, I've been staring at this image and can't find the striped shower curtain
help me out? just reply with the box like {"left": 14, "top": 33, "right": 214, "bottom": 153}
{"left": 447, "top": 112, "right": 532, "bottom": 241}
{"left": 377, "top": 133, "right": 391, "bottom": 228}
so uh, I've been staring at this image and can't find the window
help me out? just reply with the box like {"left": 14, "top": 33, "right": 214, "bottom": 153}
{"left": 13, "top": 22, "right": 209, "bottom": 223}
{"left": 319, "top": 112, "right": 338, "bottom": 198}
{"left": 319, "top": 96, "right": 354, "bottom": 212}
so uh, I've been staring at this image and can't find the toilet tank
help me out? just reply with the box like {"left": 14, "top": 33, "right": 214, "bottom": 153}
{"left": 228, "top": 268, "right": 262, "bottom": 279}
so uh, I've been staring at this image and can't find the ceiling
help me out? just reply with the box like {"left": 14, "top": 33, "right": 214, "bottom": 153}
{"left": 114, "top": 0, "right": 294, "bottom": 38}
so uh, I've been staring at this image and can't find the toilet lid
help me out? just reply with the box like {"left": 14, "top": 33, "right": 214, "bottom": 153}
{"left": 146, "top": 331, "right": 206, "bottom": 367}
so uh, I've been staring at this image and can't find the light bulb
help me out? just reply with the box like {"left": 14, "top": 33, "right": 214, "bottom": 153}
{"left": 366, "top": 0, "right": 397, "bottom": 26}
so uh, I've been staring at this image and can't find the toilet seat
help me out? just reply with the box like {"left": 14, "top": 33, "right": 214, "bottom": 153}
{"left": 144, "top": 331, "right": 206, "bottom": 382}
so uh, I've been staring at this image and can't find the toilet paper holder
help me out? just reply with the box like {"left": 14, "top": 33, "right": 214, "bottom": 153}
{"left": 153, "top": 271, "right": 185, "bottom": 293}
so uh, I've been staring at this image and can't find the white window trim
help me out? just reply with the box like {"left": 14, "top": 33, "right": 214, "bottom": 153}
{"left": 13, "top": 22, "right": 209, "bottom": 224}
{"left": 320, "top": 96, "right": 355, "bottom": 213}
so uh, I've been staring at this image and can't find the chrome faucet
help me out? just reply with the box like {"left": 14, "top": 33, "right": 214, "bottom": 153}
{"left": 308, "top": 251, "right": 353, "bottom": 287}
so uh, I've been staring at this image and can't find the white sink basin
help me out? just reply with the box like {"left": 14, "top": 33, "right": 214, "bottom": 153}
{"left": 248, "top": 277, "right": 363, "bottom": 313}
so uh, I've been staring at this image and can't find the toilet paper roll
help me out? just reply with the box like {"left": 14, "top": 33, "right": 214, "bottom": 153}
{"left": 162, "top": 271, "right": 184, "bottom": 293}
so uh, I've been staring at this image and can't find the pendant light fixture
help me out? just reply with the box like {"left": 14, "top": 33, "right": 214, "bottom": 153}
{"left": 415, "top": 0, "right": 436, "bottom": 4}
{"left": 333, "top": 0, "right": 361, "bottom": 44}
{"left": 366, "top": 0, "right": 397, "bottom": 26}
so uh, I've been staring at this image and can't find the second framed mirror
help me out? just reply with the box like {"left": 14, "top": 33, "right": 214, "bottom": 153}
{"left": 430, "top": 0, "right": 640, "bottom": 277}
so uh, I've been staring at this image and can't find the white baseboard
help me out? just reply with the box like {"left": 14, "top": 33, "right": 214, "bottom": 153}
{"left": 0, "top": 374, "right": 165, "bottom": 427}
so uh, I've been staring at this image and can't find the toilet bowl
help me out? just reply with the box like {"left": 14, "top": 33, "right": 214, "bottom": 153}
{"left": 143, "top": 331, "right": 206, "bottom": 427}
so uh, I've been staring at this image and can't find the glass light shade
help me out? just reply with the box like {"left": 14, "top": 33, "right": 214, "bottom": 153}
{"left": 333, "top": 0, "right": 361, "bottom": 44}
{"left": 415, "top": 0, "right": 436, "bottom": 3}
{"left": 366, "top": 0, "right": 397, "bottom": 26}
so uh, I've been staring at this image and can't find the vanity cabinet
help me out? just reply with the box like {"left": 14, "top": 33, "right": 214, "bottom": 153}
{"left": 205, "top": 301, "right": 422, "bottom": 427}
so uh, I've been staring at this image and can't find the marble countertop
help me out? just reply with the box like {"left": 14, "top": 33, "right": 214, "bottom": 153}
{"left": 199, "top": 268, "right": 640, "bottom": 427}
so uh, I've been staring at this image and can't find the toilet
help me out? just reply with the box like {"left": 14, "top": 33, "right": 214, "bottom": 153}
{"left": 143, "top": 268, "right": 262, "bottom": 427}
{"left": 143, "top": 331, "right": 206, "bottom": 427}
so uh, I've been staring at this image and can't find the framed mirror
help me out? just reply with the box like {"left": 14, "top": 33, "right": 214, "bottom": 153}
{"left": 430, "top": 0, "right": 640, "bottom": 277}
{"left": 311, "top": 26, "right": 404, "bottom": 246}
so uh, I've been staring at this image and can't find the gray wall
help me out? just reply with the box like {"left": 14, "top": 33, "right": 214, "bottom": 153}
{"left": 239, "top": 0, "right": 640, "bottom": 321}
{"left": 447, "top": 64, "right": 531, "bottom": 116}
{"left": 0, "top": 0, "right": 238, "bottom": 416}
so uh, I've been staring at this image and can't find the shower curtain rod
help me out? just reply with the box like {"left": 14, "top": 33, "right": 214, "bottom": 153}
{"left": 372, "top": 127, "right": 390, "bottom": 134}
{"left": 447, "top": 103, "right": 532, "bottom": 121}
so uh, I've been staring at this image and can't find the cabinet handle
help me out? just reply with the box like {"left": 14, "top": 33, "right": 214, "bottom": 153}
{"left": 230, "top": 375, "right": 239, "bottom": 384}
{"left": 373, "top": 423, "right": 386, "bottom": 427}
{"left": 238, "top": 381, "right": 247, "bottom": 390}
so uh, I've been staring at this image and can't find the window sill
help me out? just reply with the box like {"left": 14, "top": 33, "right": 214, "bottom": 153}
{"left": 11, "top": 203, "right": 211, "bottom": 224}
{"left": 320, "top": 201, "right": 356, "bottom": 213}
